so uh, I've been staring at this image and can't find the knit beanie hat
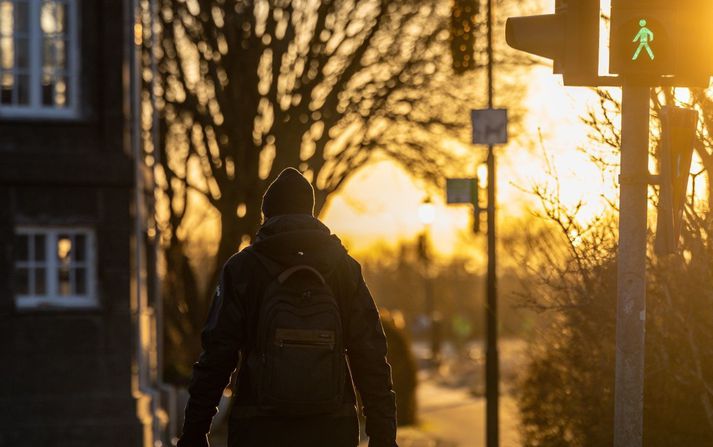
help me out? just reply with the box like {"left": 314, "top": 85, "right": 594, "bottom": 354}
{"left": 261, "top": 167, "right": 315, "bottom": 219}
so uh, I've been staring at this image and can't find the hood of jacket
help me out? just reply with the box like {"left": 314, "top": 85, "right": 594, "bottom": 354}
{"left": 249, "top": 214, "right": 347, "bottom": 275}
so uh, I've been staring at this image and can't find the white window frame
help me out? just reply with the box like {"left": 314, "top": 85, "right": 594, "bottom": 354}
{"left": 0, "top": 0, "right": 80, "bottom": 119}
{"left": 14, "top": 226, "right": 98, "bottom": 310}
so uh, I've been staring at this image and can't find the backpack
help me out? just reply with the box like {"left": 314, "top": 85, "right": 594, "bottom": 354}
{"left": 246, "top": 249, "right": 346, "bottom": 416}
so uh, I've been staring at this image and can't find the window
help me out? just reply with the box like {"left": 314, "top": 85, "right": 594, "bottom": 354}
{"left": 0, "top": 0, "right": 78, "bottom": 117}
{"left": 14, "top": 227, "right": 97, "bottom": 309}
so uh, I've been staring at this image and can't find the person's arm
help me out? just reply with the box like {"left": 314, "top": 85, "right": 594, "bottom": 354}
{"left": 344, "top": 261, "right": 398, "bottom": 447}
{"left": 178, "top": 261, "right": 244, "bottom": 447}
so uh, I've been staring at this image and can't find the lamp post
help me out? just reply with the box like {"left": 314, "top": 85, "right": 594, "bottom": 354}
{"left": 417, "top": 198, "right": 440, "bottom": 367}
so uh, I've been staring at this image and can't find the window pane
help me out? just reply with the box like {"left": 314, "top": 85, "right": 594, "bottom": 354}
{"left": 75, "top": 267, "right": 86, "bottom": 295}
{"left": 16, "top": 72, "right": 27, "bottom": 104}
{"left": 60, "top": 74, "right": 68, "bottom": 106}
{"left": 42, "top": 37, "right": 53, "bottom": 69}
{"left": 42, "top": 38, "right": 65, "bottom": 73}
{"left": 53, "top": 75, "right": 66, "bottom": 107}
{"left": 55, "top": 1, "right": 64, "bottom": 33}
{"left": 58, "top": 265, "right": 71, "bottom": 295}
{"left": 1, "top": 35, "right": 13, "bottom": 69}
{"left": 54, "top": 39, "right": 64, "bottom": 69}
{"left": 1, "top": 0, "right": 75, "bottom": 112}
{"left": 14, "top": 234, "right": 28, "bottom": 261}
{"left": 14, "top": 2, "right": 27, "bottom": 34}
{"left": 1, "top": 72, "right": 12, "bottom": 104}
{"left": 0, "top": 2, "right": 13, "bottom": 36}
{"left": 41, "top": 73, "right": 52, "bottom": 105}
{"left": 40, "top": 1, "right": 63, "bottom": 35}
{"left": 15, "top": 36, "right": 26, "bottom": 67}
{"left": 74, "top": 234, "right": 85, "bottom": 262}
{"left": 57, "top": 234, "right": 77, "bottom": 295}
{"left": 15, "top": 266, "right": 29, "bottom": 295}
{"left": 35, "top": 267, "right": 46, "bottom": 295}
{"left": 57, "top": 234, "right": 72, "bottom": 264}
{"left": 34, "top": 234, "right": 46, "bottom": 261}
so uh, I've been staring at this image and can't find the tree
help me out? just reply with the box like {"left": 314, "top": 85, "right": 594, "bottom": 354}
{"left": 151, "top": 0, "right": 489, "bottom": 379}
{"left": 517, "top": 89, "right": 713, "bottom": 446}
{"left": 584, "top": 87, "right": 713, "bottom": 206}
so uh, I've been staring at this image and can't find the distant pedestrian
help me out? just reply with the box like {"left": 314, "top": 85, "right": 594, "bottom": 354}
{"left": 177, "top": 167, "right": 398, "bottom": 447}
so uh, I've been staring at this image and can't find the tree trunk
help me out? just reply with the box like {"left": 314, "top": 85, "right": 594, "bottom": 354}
{"left": 203, "top": 197, "right": 264, "bottom": 304}
{"left": 163, "top": 236, "right": 203, "bottom": 382}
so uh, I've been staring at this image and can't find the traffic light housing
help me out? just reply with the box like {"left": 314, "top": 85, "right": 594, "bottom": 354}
{"left": 451, "top": 0, "right": 479, "bottom": 74}
{"left": 610, "top": 0, "right": 713, "bottom": 81}
{"left": 654, "top": 106, "right": 698, "bottom": 255}
{"left": 505, "top": 0, "right": 600, "bottom": 86}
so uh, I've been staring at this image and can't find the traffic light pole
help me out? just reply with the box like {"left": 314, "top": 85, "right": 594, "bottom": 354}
{"left": 485, "top": 0, "right": 499, "bottom": 445}
{"left": 614, "top": 85, "right": 650, "bottom": 447}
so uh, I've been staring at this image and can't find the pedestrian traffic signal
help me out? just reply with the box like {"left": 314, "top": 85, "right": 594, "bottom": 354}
{"left": 655, "top": 107, "right": 698, "bottom": 255}
{"left": 610, "top": 3, "right": 674, "bottom": 76}
{"left": 631, "top": 20, "right": 655, "bottom": 62}
{"left": 451, "top": 0, "right": 479, "bottom": 74}
{"left": 610, "top": 0, "right": 713, "bottom": 80}
{"left": 505, "top": 0, "right": 600, "bottom": 86}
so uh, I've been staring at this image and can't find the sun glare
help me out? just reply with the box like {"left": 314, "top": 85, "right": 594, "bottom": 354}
{"left": 674, "top": 87, "right": 692, "bottom": 105}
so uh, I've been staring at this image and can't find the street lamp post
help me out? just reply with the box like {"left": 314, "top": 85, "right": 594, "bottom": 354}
{"left": 418, "top": 198, "right": 440, "bottom": 367}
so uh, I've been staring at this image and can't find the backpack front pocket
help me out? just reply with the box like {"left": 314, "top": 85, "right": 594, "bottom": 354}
{"left": 268, "top": 328, "right": 338, "bottom": 403}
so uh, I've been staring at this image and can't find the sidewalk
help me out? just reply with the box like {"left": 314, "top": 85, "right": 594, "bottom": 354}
{"left": 360, "top": 379, "right": 521, "bottom": 447}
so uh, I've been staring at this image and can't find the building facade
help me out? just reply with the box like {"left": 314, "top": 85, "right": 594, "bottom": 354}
{"left": 0, "top": 0, "right": 164, "bottom": 445}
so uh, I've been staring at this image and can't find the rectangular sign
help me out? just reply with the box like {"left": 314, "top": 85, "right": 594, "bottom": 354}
{"left": 471, "top": 109, "right": 508, "bottom": 145}
{"left": 446, "top": 178, "right": 475, "bottom": 204}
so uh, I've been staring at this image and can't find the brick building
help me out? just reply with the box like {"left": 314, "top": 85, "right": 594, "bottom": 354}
{"left": 0, "top": 0, "right": 164, "bottom": 445}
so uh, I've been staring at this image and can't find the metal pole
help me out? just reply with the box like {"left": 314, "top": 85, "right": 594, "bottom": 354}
{"left": 485, "top": 0, "right": 499, "bottom": 445}
{"left": 613, "top": 85, "right": 650, "bottom": 447}
{"left": 485, "top": 146, "right": 498, "bottom": 447}
{"left": 486, "top": 0, "right": 494, "bottom": 111}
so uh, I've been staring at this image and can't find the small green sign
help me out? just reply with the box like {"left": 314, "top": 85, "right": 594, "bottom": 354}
{"left": 632, "top": 19, "right": 655, "bottom": 61}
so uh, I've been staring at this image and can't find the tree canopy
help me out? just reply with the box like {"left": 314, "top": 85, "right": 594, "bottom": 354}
{"left": 151, "top": 0, "right": 493, "bottom": 378}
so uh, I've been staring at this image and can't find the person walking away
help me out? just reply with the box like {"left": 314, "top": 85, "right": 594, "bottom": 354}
{"left": 177, "top": 167, "right": 398, "bottom": 447}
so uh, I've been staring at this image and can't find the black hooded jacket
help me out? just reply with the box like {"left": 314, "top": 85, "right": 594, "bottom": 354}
{"left": 179, "top": 215, "right": 397, "bottom": 447}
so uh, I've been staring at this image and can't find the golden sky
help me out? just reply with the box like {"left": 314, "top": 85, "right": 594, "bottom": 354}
{"left": 323, "top": 65, "right": 614, "bottom": 257}
{"left": 322, "top": 0, "right": 608, "bottom": 255}
{"left": 181, "top": 0, "right": 708, "bottom": 262}
{"left": 323, "top": 0, "right": 709, "bottom": 257}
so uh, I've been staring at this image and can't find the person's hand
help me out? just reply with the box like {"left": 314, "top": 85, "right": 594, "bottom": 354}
{"left": 176, "top": 433, "right": 209, "bottom": 447}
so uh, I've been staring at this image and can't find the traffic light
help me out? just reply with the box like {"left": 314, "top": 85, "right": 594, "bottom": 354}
{"left": 654, "top": 106, "right": 698, "bottom": 255}
{"left": 610, "top": 7, "right": 672, "bottom": 76}
{"left": 610, "top": 0, "right": 713, "bottom": 80}
{"left": 451, "top": 0, "right": 479, "bottom": 74}
{"left": 505, "top": 0, "right": 600, "bottom": 86}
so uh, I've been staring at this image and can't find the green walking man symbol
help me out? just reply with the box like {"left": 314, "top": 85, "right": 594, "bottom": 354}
{"left": 632, "top": 19, "right": 655, "bottom": 61}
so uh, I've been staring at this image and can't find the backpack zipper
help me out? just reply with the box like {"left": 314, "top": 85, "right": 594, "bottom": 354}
{"left": 277, "top": 338, "right": 334, "bottom": 350}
